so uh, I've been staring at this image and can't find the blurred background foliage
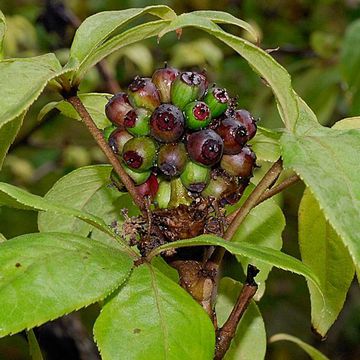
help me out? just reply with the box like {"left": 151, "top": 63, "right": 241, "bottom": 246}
{"left": 0, "top": 0, "right": 359, "bottom": 359}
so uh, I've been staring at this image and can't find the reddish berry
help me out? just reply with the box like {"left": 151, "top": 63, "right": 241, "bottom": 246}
{"left": 128, "top": 77, "right": 161, "bottom": 111}
{"left": 152, "top": 65, "right": 180, "bottom": 103}
{"left": 215, "top": 118, "right": 247, "bottom": 154}
{"left": 220, "top": 145, "right": 256, "bottom": 178}
{"left": 105, "top": 92, "right": 133, "bottom": 127}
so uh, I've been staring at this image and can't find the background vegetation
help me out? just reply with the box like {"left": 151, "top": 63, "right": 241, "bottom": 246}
{"left": 0, "top": 0, "right": 359, "bottom": 359}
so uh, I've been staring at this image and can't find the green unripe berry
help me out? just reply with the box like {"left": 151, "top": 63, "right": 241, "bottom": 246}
{"left": 103, "top": 125, "right": 117, "bottom": 142}
{"left": 122, "top": 137, "right": 157, "bottom": 172}
{"left": 124, "top": 108, "right": 151, "bottom": 136}
{"left": 204, "top": 87, "right": 229, "bottom": 117}
{"left": 154, "top": 180, "right": 171, "bottom": 209}
{"left": 184, "top": 101, "right": 212, "bottom": 130}
{"left": 180, "top": 160, "right": 210, "bottom": 193}
{"left": 123, "top": 164, "right": 151, "bottom": 185}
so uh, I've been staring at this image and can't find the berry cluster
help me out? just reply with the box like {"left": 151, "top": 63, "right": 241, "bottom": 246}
{"left": 104, "top": 65, "right": 257, "bottom": 209}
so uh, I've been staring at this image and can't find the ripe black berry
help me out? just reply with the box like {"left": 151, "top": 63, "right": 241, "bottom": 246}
{"left": 157, "top": 143, "right": 188, "bottom": 177}
{"left": 150, "top": 104, "right": 185, "bottom": 143}
{"left": 220, "top": 145, "right": 256, "bottom": 178}
{"left": 215, "top": 118, "right": 247, "bottom": 154}
{"left": 186, "top": 129, "right": 224, "bottom": 166}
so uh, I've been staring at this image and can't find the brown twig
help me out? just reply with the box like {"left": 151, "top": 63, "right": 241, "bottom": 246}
{"left": 226, "top": 173, "right": 300, "bottom": 224}
{"left": 67, "top": 95, "right": 145, "bottom": 210}
{"left": 214, "top": 265, "right": 259, "bottom": 360}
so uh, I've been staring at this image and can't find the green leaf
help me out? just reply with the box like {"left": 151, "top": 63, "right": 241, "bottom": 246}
{"left": 269, "top": 333, "right": 329, "bottom": 360}
{"left": 216, "top": 278, "right": 266, "bottom": 360}
{"left": 27, "top": 329, "right": 44, "bottom": 360}
{"left": 0, "top": 182, "right": 130, "bottom": 251}
{"left": 191, "top": 10, "right": 260, "bottom": 42}
{"left": 158, "top": 13, "right": 299, "bottom": 131}
{"left": 38, "top": 165, "right": 138, "bottom": 247}
{"left": 248, "top": 127, "right": 281, "bottom": 162}
{"left": 0, "top": 232, "right": 133, "bottom": 337}
{"left": 281, "top": 105, "right": 360, "bottom": 275}
{"left": 340, "top": 19, "right": 360, "bottom": 90}
{"left": 0, "top": 111, "right": 24, "bottom": 170}
{"left": 232, "top": 199, "right": 285, "bottom": 300}
{"left": 149, "top": 235, "right": 322, "bottom": 292}
{"left": 0, "top": 10, "right": 5, "bottom": 59}
{"left": 38, "top": 93, "right": 112, "bottom": 130}
{"left": 67, "top": 6, "right": 175, "bottom": 83}
{"left": 299, "top": 189, "right": 355, "bottom": 336}
{"left": 332, "top": 116, "right": 360, "bottom": 130}
{"left": 94, "top": 264, "right": 215, "bottom": 360}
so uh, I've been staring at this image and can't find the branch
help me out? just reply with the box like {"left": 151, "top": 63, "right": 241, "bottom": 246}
{"left": 214, "top": 265, "right": 259, "bottom": 360}
{"left": 67, "top": 95, "right": 145, "bottom": 210}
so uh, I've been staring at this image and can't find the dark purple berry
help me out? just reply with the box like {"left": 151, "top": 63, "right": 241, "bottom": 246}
{"left": 180, "top": 161, "right": 210, "bottom": 192}
{"left": 215, "top": 118, "right": 247, "bottom": 154}
{"left": 136, "top": 174, "right": 159, "bottom": 199}
{"left": 157, "top": 143, "right": 188, "bottom": 177}
{"left": 171, "top": 71, "right": 206, "bottom": 109}
{"left": 108, "top": 129, "right": 133, "bottom": 154}
{"left": 184, "top": 101, "right": 212, "bottom": 130}
{"left": 124, "top": 108, "right": 151, "bottom": 136}
{"left": 105, "top": 92, "right": 133, "bottom": 127}
{"left": 186, "top": 129, "right": 224, "bottom": 167}
{"left": 152, "top": 65, "right": 180, "bottom": 103}
{"left": 150, "top": 104, "right": 185, "bottom": 143}
{"left": 233, "top": 109, "right": 257, "bottom": 141}
{"left": 128, "top": 77, "right": 161, "bottom": 111}
{"left": 204, "top": 87, "right": 229, "bottom": 117}
{"left": 220, "top": 145, "right": 256, "bottom": 178}
{"left": 122, "top": 137, "right": 157, "bottom": 172}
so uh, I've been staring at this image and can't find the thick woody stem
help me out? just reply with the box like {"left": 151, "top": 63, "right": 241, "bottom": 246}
{"left": 67, "top": 95, "right": 145, "bottom": 211}
{"left": 214, "top": 265, "right": 259, "bottom": 359}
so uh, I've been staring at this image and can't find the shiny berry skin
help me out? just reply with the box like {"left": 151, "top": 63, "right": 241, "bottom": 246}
{"left": 233, "top": 109, "right": 257, "bottom": 141}
{"left": 204, "top": 87, "right": 229, "bottom": 117}
{"left": 184, "top": 101, "right": 212, "bottom": 130}
{"left": 220, "top": 145, "right": 256, "bottom": 178}
{"left": 103, "top": 124, "right": 117, "bottom": 142}
{"left": 171, "top": 72, "right": 206, "bottom": 109}
{"left": 152, "top": 65, "right": 180, "bottom": 103}
{"left": 105, "top": 92, "right": 133, "bottom": 127}
{"left": 123, "top": 164, "right": 151, "bottom": 185}
{"left": 124, "top": 108, "right": 151, "bottom": 136}
{"left": 136, "top": 174, "right": 159, "bottom": 199}
{"left": 180, "top": 161, "right": 210, "bottom": 193}
{"left": 128, "top": 76, "right": 161, "bottom": 111}
{"left": 186, "top": 129, "right": 224, "bottom": 167}
{"left": 108, "top": 128, "right": 133, "bottom": 154}
{"left": 122, "top": 136, "right": 157, "bottom": 172}
{"left": 154, "top": 180, "right": 171, "bottom": 209}
{"left": 150, "top": 104, "right": 185, "bottom": 143}
{"left": 215, "top": 118, "right": 247, "bottom": 155}
{"left": 157, "top": 143, "right": 188, "bottom": 177}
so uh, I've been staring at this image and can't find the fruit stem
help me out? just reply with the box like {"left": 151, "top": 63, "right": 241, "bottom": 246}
{"left": 67, "top": 95, "right": 145, "bottom": 211}
{"left": 214, "top": 265, "right": 259, "bottom": 360}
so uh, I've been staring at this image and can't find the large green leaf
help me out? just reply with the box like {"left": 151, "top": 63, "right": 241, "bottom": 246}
{"left": 340, "top": 19, "right": 360, "bottom": 90}
{"left": 0, "top": 111, "right": 24, "bottom": 170}
{"left": 332, "top": 116, "right": 360, "bottom": 130}
{"left": 191, "top": 11, "right": 259, "bottom": 42}
{"left": 0, "top": 182, "right": 130, "bottom": 251}
{"left": 0, "top": 232, "right": 133, "bottom": 337}
{"left": 216, "top": 278, "right": 266, "bottom": 360}
{"left": 38, "top": 93, "right": 112, "bottom": 130}
{"left": 299, "top": 192, "right": 354, "bottom": 336}
{"left": 158, "top": 13, "right": 299, "bottom": 131}
{"left": 232, "top": 199, "right": 285, "bottom": 300}
{"left": 149, "top": 235, "right": 322, "bottom": 292}
{"left": 67, "top": 6, "right": 175, "bottom": 83}
{"left": 38, "top": 165, "right": 138, "bottom": 247}
{"left": 0, "top": 10, "right": 5, "bottom": 59}
{"left": 248, "top": 127, "right": 281, "bottom": 162}
{"left": 0, "top": 54, "right": 65, "bottom": 168}
{"left": 94, "top": 264, "right": 215, "bottom": 360}
{"left": 281, "top": 102, "right": 360, "bottom": 274}
{"left": 270, "top": 333, "right": 329, "bottom": 360}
